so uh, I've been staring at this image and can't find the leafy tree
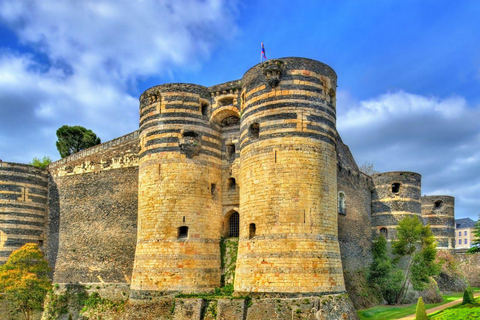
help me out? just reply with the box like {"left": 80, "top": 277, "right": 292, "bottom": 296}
{"left": 369, "top": 235, "right": 404, "bottom": 304}
{"left": 359, "top": 161, "right": 379, "bottom": 175}
{"left": 56, "top": 125, "right": 101, "bottom": 158}
{"left": 29, "top": 156, "right": 52, "bottom": 169}
{"left": 393, "top": 216, "right": 440, "bottom": 303}
{"left": 415, "top": 297, "right": 428, "bottom": 320}
{"left": 0, "top": 243, "right": 52, "bottom": 320}
{"left": 467, "top": 216, "right": 480, "bottom": 254}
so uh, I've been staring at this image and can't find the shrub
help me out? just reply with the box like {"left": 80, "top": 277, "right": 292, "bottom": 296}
{"left": 415, "top": 297, "right": 428, "bottom": 320}
{"left": 463, "top": 286, "right": 475, "bottom": 305}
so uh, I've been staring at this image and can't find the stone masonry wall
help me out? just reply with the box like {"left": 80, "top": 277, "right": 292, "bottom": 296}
{"left": 0, "top": 162, "right": 48, "bottom": 264}
{"left": 47, "top": 132, "right": 139, "bottom": 284}
{"left": 336, "top": 136, "right": 373, "bottom": 271}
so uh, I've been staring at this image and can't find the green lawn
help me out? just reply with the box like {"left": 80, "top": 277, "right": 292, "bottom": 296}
{"left": 358, "top": 288, "right": 480, "bottom": 320}
{"left": 429, "top": 297, "right": 480, "bottom": 319}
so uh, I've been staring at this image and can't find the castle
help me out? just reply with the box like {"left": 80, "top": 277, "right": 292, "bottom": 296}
{"left": 0, "top": 58, "right": 456, "bottom": 303}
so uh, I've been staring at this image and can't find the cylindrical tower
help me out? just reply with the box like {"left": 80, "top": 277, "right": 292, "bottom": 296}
{"left": 131, "top": 83, "right": 223, "bottom": 295}
{"left": 421, "top": 195, "right": 455, "bottom": 249}
{"left": 371, "top": 171, "right": 422, "bottom": 240}
{"left": 235, "top": 58, "right": 345, "bottom": 294}
{"left": 0, "top": 162, "right": 48, "bottom": 264}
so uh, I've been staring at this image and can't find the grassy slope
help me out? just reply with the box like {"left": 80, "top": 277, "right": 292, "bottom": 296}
{"left": 358, "top": 288, "right": 480, "bottom": 320}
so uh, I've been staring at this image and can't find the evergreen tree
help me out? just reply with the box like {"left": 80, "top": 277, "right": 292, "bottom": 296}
{"left": 415, "top": 297, "right": 428, "bottom": 320}
{"left": 0, "top": 243, "right": 52, "bottom": 320}
{"left": 463, "top": 286, "right": 475, "bottom": 305}
{"left": 369, "top": 235, "right": 404, "bottom": 304}
{"left": 467, "top": 216, "right": 480, "bottom": 254}
{"left": 56, "top": 125, "right": 101, "bottom": 158}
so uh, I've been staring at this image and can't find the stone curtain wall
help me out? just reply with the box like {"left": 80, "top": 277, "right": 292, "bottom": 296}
{"left": 421, "top": 195, "right": 455, "bottom": 249}
{"left": 0, "top": 162, "right": 48, "bottom": 264}
{"left": 235, "top": 58, "right": 345, "bottom": 294}
{"left": 46, "top": 133, "right": 139, "bottom": 284}
{"left": 336, "top": 137, "right": 374, "bottom": 271}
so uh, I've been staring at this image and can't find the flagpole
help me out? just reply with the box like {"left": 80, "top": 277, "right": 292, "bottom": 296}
{"left": 260, "top": 42, "right": 262, "bottom": 63}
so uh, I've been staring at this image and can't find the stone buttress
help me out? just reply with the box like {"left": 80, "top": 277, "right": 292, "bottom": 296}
{"left": 421, "top": 195, "right": 455, "bottom": 249}
{"left": 235, "top": 58, "right": 345, "bottom": 294}
{"left": 131, "top": 84, "right": 223, "bottom": 295}
{"left": 0, "top": 162, "right": 48, "bottom": 263}
{"left": 371, "top": 172, "right": 422, "bottom": 240}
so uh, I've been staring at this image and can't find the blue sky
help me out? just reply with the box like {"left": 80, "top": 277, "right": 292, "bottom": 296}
{"left": 0, "top": 0, "right": 479, "bottom": 220}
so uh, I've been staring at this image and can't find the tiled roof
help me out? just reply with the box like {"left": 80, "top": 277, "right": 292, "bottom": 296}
{"left": 455, "top": 218, "right": 477, "bottom": 229}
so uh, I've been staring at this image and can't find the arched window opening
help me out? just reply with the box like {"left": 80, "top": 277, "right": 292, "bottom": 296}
{"left": 380, "top": 227, "right": 388, "bottom": 238}
{"left": 249, "top": 223, "right": 256, "bottom": 239}
{"left": 228, "top": 178, "right": 236, "bottom": 191}
{"left": 434, "top": 200, "right": 444, "bottom": 210}
{"left": 391, "top": 183, "right": 401, "bottom": 194}
{"left": 220, "top": 115, "right": 240, "bottom": 127}
{"left": 218, "top": 97, "right": 234, "bottom": 107}
{"left": 229, "top": 212, "right": 240, "bottom": 237}
{"left": 226, "top": 143, "right": 235, "bottom": 160}
{"left": 211, "top": 183, "right": 216, "bottom": 199}
{"left": 338, "top": 192, "right": 346, "bottom": 215}
{"left": 249, "top": 123, "right": 260, "bottom": 139}
{"left": 178, "top": 226, "right": 189, "bottom": 239}
{"left": 201, "top": 102, "right": 209, "bottom": 117}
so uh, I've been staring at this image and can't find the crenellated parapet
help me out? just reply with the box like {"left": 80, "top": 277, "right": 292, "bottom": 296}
{"left": 0, "top": 162, "right": 48, "bottom": 264}
{"left": 421, "top": 195, "right": 455, "bottom": 249}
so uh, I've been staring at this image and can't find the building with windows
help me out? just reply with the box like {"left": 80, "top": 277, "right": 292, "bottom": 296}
{"left": 455, "top": 218, "right": 477, "bottom": 249}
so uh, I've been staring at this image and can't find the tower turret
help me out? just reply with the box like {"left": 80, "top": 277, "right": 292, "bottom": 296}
{"left": 0, "top": 162, "right": 48, "bottom": 264}
{"left": 131, "top": 83, "right": 223, "bottom": 295}
{"left": 371, "top": 171, "right": 422, "bottom": 240}
{"left": 235, "top": 57, "right": 345, "bottom": 294}
{"left": 421, "top": 195, "right": 455, "bottom": 249}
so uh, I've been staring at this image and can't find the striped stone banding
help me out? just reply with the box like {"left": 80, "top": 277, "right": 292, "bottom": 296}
{"left": 238, "top": 251, "right": 341, "bottom": 260}
{"left": 2, "top": 228, "right": 43, "bottom": 236}
{"left": 0, "top": 166, "right": 48, "bottom": 177}
{"left": 139, "top": 146, "right": 221, "bottom": 159}
{"left": 132, "top": 267, "right": 220, "bottom": 274}
{"left": 239, "top": 131, "right": 336, "bottom": 149}
{"left": 236, "top": 266, "right": 344, "bottom": 275}
{"left": 0, "top": 211, "right": 45, "bottom": 219}
{"left": 140, "top": 118, "right": 212, "bottom": 133}
{"left": 140, "top": 112, "right": 206, "bottom": 129}
{"left": 0, "top": 203, "right": 47, "bottom": 211}
{"left": 4, "top": 238, "right": 41, "bottom": 247}
{"left": 0, "top": 174, "right": 48, "bottom": 187}
{"left": 243, "top": 94, "right": 335, "bottom": 118}
{"left": 145, "top": 128, "right": 222, "bottom": 142}
{"left": 145, "top": 137, "right": 221, "bottom": 151}
{"left": 0, "top": 219, "right": 44, "bottom": 227}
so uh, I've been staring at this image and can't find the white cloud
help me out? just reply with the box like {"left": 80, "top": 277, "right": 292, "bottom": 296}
{"left": 337, "top": 90, "right": 480, "bottom": 218}
{"left": 0, "top": 0, "right": 238, "bottom": 163}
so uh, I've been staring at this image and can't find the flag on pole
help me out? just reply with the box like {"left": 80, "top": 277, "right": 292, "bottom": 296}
{"left": 261, "top": 42, "right": 267, "bottom": 61}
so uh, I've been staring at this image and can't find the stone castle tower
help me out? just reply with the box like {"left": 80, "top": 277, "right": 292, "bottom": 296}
{"left": 130, "top": 57, "right": 345, "bottom": 296}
